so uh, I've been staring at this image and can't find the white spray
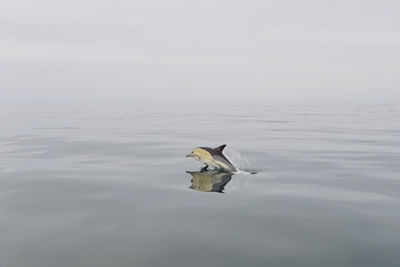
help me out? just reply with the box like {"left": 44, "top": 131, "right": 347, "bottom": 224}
{"left": 222, "top": 146, "right": 253, "bottom": 174}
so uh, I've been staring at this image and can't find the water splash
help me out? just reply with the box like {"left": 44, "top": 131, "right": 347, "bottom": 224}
{"left": 223, "top": 146, "right": 254, "bottom": 174}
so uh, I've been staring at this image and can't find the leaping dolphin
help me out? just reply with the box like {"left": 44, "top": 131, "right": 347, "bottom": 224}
{"left": 186, "top": 144, "right": 237, "bottom": 173}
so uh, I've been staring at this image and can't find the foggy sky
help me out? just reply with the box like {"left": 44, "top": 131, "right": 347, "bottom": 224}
{"left": 1, "top": 0, "right": 400, "bottom": 105}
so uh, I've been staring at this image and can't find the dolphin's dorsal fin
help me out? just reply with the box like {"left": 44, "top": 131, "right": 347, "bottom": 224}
{"left": 215, "top": 144, "right": 227, "bottom": 153}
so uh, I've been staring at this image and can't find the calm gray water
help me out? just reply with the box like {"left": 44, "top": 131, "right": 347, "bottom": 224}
{"left": 1, "top": 102, "right": 400, "bottom": 267}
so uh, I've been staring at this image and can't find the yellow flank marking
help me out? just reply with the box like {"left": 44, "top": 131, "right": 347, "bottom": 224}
{"left": 193, "top": 148, "right": 212, "bottom": 162}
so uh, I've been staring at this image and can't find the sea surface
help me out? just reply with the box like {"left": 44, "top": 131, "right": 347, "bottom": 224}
{"left": 1, "top": 102, "right": 400, "bottom": 267}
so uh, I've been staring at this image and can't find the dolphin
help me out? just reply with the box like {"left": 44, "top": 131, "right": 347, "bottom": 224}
{"left": 186, "top": 144, "right": 237, "bottom": 173}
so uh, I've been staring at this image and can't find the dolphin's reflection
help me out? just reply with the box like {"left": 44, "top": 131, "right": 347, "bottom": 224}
{"left": 186, "top": 170, "right": 233, "bottom": 193}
